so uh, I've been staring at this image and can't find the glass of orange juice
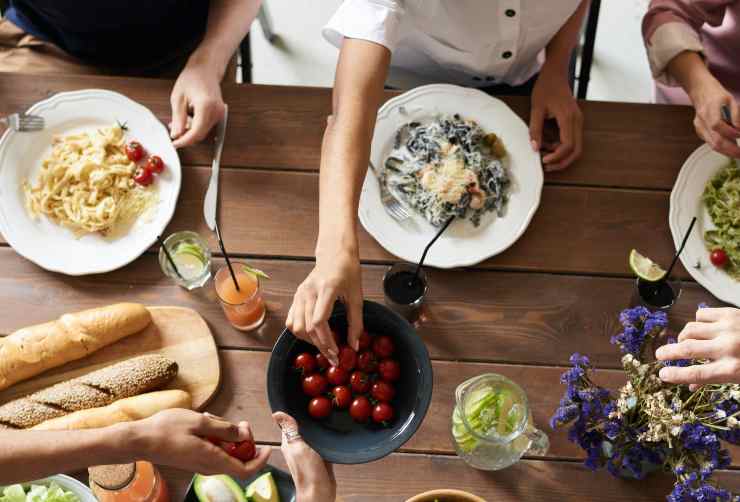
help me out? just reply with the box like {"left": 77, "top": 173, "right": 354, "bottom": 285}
{"left": 214, "top": 262, "right": 267, "bottom": 331}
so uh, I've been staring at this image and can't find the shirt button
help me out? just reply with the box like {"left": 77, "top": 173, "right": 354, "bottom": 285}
{"left": 485, "top": 76, "right": 495, "bottom": 82}
{"left": 502, "top": 51, "right": 513, "bottom": 59}
{"left": 506, "top": 9, "right": 516, "bottom": 17}
{"left": 472, "top": 76, "right": 482, "bottom": 81}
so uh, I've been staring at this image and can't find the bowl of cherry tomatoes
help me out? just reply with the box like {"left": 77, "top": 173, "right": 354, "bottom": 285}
{"left": 267, "top": 300, "right": 433, "bottom": 464}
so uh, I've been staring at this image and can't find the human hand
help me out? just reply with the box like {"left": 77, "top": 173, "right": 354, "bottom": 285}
{"left": 286, "top": 247, "right": 363, "bottom": 366}
{"left": 656, "top": 307, "right": 740, "bottom": 389}
{"left": 687, "top": 76, "right": 740, "bottom": 158}
{"left": 529, "top": 69, "right": 583, "bottom": 172}
{"left": 169, "top": 62, "right": 226, "bottom": 148}
{"left": 126, "top": 409, "right": 270, "bottom": 478}
{"left": 273, "top": 412, "right": 336, "bottom": 502}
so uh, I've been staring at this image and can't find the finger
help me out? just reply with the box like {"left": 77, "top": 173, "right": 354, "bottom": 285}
{"left": 291, "top": 296, "right": 307, "bottom": 338}
{"left": 195, "top": 414, "right": 246, "bottom": 442}
{"left": 707, "top": 103, "right": 740, "bottom": 140}
{"left": 314, "top": 322, "right": 339, "bottom": 365}
{"left": 709, "top": 132, "right": 740, "bottom": 158}
{"left": 273, "top": 411, "right": 299, "bottom": 435}
{"left": 313, "top": 287, "right": 340, "bottom": 355}
{"left": 529, "top": 106, "right": 547, "bottom": 152}
{"left": 730, "top": 98, "right": 740, "bottom": 129}
{"left": 169, "top": 92, "right": 189, "bottom": 140}
{"left": 237, "top": 421, "right": 254, "bottom": 444}
{"left": 345, "top": 290, "right": 364, "bottom": 352}
{"left": 542, "top": 113, "right": 575, "bottom": 166}
{"left": 655, "top": 338, "right": 722, "bottom": 362}
{"left": 677, "top": 321, "right": 724, "bottom": 342}
{"left": 546, "top": 113, "right": 582, "bottom": 171}
{"left": 696, "top": 307, "right": 737, "bottom": 323}
{"left": 658, "top": 361, "right": 727, "bottom": 385}
{"left": 197, "top": 442, "right": 261, "bottom": 478}
{"left": 304, "top": 293, "right": 318, "bottom": 336}
{"left": 241, "top": 445, "right": 271, "bottom": 474}
{"left": 173, "top": 100, "right": 224, "bottom": 148}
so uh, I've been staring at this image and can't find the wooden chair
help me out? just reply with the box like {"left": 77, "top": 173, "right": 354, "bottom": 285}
{"left": 575, "top": 0, "right": 602, "bottom": 99}
{"left": 240, "top": 3, "right": 276, "bottom": 83}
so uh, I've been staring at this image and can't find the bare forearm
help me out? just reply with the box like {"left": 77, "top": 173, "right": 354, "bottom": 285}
{"left": 543, "top": 0, "right": 590, "bottom": 74}
{"left": 667, "top": 50, "right": 715, "bottom": 100}
{"left": 0, "top": 425, "right": 132, "bottom": 484}
{"left": 189, "top": 0, "right": 262, "bottom": 80}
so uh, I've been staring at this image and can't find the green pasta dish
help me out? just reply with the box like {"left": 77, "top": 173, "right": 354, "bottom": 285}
{"left": 703, "top": 161, "right": 740, "bottom": 280}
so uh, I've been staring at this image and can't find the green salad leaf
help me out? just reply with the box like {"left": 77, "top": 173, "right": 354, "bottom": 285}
{"left": 703, "top": 161, "right": 740, "bottom": 279}
{"left": 0, "top": 483, "right": 80, "bottom": 502}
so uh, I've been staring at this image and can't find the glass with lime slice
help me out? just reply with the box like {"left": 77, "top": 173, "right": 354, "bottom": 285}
{"left": 629, "top": 249, "right": 681, "bottom": 311}
{"left": 159, "top": 231, "right": 212, "bottom": 290}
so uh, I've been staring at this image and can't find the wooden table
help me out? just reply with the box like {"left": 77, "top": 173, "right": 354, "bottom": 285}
{"left": 1, "top": 73, "right": 738, "bottom": 501}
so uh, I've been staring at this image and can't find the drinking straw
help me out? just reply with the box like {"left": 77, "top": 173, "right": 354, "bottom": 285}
{"left": 157, "top": 235, "right": 183, "bottom": 280}
{"left": 665, "top": 216, "right": 697, "bottom": 278}
{"left": 414, "top": 216, "right": 455, "bottom": 280}
{"left": 214, "top": 222, "right": 240, "bottom": 292}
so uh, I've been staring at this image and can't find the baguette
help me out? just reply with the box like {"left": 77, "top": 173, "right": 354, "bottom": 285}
{"left": 0, "top": 303, "right": 151, "bottom": 391}
{"left": 0, "top": 354, "right": 177, "bottom": 429}
{"left": 32, "top": 390, "right": 192, "bottom": 430}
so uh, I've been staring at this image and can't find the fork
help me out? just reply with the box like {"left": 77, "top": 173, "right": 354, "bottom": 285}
{"left": 0, "top": 113, "right": 45, "bottom": 132}
{"left": 369, "top": 159, "right": 410, "bottom": 222}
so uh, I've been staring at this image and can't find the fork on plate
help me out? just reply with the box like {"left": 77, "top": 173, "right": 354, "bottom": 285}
{"left": 0, "top": 113, "right": 45, "bottom": 132}
{"left": 369, "top": 160, "right": 410, "bottom": 222}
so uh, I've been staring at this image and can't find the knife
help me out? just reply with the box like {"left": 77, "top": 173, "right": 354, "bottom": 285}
{"left": 204, "top": 104, "right": 229, "bottom": 231}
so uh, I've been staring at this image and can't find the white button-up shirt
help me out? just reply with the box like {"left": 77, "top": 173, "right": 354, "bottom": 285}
{"left": 323, "top": 0, "right": 583, "bottom": 89}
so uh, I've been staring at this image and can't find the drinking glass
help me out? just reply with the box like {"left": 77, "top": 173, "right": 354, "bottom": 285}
{"left": 382, "top": 262, "right": 428, "bottom": 322}
{"left": 214, "top": 262, "right": 267, "bottom": 331}
{"left": 633, "top": 276, "right": 682, "bottom": 312}
{"left": 158, "top": 231, "right": 211, "bottom": 290}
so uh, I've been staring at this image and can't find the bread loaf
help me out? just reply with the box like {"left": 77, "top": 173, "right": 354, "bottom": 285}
{"left": 0, "top": 354, "right": 177, "bottom": 429}
{"left": 0, "top": 303, "right": 151, "bottom": 391}
{"left": 32, "top": 390, "right": 192, "bottom": 430}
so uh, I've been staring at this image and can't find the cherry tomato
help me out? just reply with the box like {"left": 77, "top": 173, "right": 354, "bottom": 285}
{"left": 125, "top": 141, "right": 145, "bottom": 162}
{"left": 372, "top": 402, "right": 394, "bottom": 424}
{"left": 349, "top": 396, "right": 372, "bottom": 423}
{"left": 350, "top": 370, "right": 371, "bottom": 394}
{"left": 358, "top": 330, "right": 373, "bottom": 351}
{"left": 145, "top": 155, "right": 165, "bottom": 174}
{"left": 372, "top": 335, "right": 395, "bottom": 359}
{"left": 710, "top": 249, "right": 729, "bottom": 268}
{"left": 315, "top": 353, "right": 331, "bottom": 371}
{"left": 371, "top": 381, "right": 396, "bottom": 402}
{"left": 231, "top": 440, "right": 256, "bottom": 461}
{"left": 302, "top": 374, "right": 328, "bottom": 397}
{"left": 294, "top": 352, "right": 317, "bottom": 375}
{"left": 221, "top": 441, "right": 237, "bottom": 456}
{"left": 326, "top": 365, "right": 349, "bottom": 386}
{"left": 133, "top": 166, "right": 153, "bottom": 186}
{"left": 338, "top": 345, "right": 357, "bottom": 371}
{"left": 379, "top": 359, "right": 401, "bottom": 382}
{"left": 357, "top": 351, "right": 379, "bottom": 373}
{"left": 331, "top": 385, "right": 352, "bottom": 409}
{"left": 308, "top": 396, "right": 332, "bottom": 419}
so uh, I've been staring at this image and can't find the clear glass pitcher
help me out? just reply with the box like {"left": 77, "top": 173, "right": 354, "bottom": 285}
{"left": 451, "top": 373, "right": 549, "bottom": 470}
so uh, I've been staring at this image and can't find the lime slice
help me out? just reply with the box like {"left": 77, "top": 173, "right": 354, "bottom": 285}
{"left": 629, "top": 249, "right": 666, "bottom": 282}
{"left": 243, "top": 265, "right": 270, "bottom": 280}
{"left": 175, "top": 242, "right": 207, "bottom": 264}
{"left": 245, "top": 472, "right": 280, "bottom": 502}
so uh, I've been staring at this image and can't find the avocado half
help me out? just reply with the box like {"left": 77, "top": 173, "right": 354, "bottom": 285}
{"left": 193, "top": 475, "right": 246, "bottom": 502}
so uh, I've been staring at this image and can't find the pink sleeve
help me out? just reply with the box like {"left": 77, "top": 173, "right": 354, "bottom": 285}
{"left": 642, "top": 0, "right": 734, "bottom": 85}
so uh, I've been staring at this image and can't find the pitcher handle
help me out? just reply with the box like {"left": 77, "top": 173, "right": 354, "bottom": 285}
{"left": 524, "top": 424, "right": 550, "bottom": 457}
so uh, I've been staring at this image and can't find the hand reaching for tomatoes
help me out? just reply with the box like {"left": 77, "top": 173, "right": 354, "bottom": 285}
{"left": 273, "top": 412, "right": 336, "bottom": 502}
{"left": 169, "top": 61, "right": 226, "bottom": 148}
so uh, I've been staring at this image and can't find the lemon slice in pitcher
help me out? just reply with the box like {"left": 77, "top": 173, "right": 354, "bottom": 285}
{"left": 629, "top": 249, "right": 666, "bottom": 282}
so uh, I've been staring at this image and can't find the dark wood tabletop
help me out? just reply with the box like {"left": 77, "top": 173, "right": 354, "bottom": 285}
{"left": 0, "top": 72, "right": 737, "bottom": 501}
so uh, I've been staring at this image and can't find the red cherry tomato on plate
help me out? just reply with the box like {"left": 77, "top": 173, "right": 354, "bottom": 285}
{"left": 125, "top": 141, "right": 145, "bottom": 162}
{"left": 294, "top": 352, "right": 317, "bottom": 375}
{"left": 358, "top": 330, "right": 372, "bottom": 351}
{"left": 326, "top": 365, "right": 349, "bottom": 386}
{"left": 372, "top": 402, "right": 394, "bottom": 425}
{"left": 710, "top": 249, "right": 729, "bottom": 268}
{"left": 145, "top": 155, "right": 165, "bottom": 174}
{"left": 331, "top": 385, "right": 352, "bottom": 409}
{"left": 302, "top": 374, "right": 328, "bottom": 397}
{"left": 308, "top": 396, "right": 332, "bottom": 419}
{"left": 371, "top": 381, "right": 396, "bottom": 402}
{"left": 379, "top": 359, "right": 401, "bottom": 382}
{"left": 350, "top": 370, "right": 371, "bottom": 394}
{"left": 338, "top": 345, "right": 357, "bottom": 371}
{"left": 349, "top": 396, "right": 372, "bottom": 423}
{"left": 357, "top": 351, "right": 379, "bottom": 373}
{"left": 133, "top": 166, "right": 153, "bottom": 186}
{"left": 315, "top": 353, "right": 331, "bottom": 371}
{"left": 231, "top": 440, "right": 256, "bottom": 461}
{"left": 372, "top": 336, "right": 395, "bottom": 359}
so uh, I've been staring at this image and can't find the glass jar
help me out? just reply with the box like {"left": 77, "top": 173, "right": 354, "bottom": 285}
{"left": 89, "top": 462, "right": 170, "bottom": 502}
{"left": 451, "top": 374, "right": 549, "bottom": 471}
{"left": 158, "top": 231, "right": 212, "bottom": 290}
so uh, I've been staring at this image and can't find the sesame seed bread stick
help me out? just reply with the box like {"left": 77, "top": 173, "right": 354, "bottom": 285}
{"left": 0, "top": 303, "right": 152, "bottom": 392}
{"left": 0, "top": 355, "right": 178, "bottom": 429}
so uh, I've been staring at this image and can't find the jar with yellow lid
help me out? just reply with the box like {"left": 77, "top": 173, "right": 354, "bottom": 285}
{"left": 89, "top": 462, "right": 170, "bottom": 502}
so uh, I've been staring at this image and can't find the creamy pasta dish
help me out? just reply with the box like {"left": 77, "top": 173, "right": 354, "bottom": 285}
{"left": 23, "top": 125, "right": 157, "bottom": 237}
{"left": 384, "top": 114, "right": 510, "bottom": 227}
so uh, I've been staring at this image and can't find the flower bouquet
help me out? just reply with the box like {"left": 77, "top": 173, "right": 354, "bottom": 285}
{"left": 551, "top": 306, "right": 740, "bottom": 501}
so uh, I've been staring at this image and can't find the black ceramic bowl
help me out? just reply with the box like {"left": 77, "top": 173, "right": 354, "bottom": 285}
{"left": 183, "top": 466, "right": 296, "bottom": 502}
{"left": 267, "top": 300, "right": 433, "bottom": 464}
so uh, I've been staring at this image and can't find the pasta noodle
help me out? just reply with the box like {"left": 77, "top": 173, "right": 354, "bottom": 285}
{"left": 23, "top": 125, "right": 156, "bottom": 237}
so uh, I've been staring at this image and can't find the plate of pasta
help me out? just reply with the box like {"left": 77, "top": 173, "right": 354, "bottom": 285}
{"left": 0, "top": 89, "right": 181, "bottom": 275}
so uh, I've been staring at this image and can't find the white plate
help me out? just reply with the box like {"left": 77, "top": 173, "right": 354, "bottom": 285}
{"left": 359, "top": 84, "right": 543, "bottom": 269}
{"left": 0, "top": 89, "right": 181, "bottom": 275}
{"left": 670, "top": 144, "right": 739, "bottom": 306}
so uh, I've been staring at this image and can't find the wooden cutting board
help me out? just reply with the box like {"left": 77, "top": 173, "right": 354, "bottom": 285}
{"left": 0, "top": 306, "right": 220, "bottom": 410}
